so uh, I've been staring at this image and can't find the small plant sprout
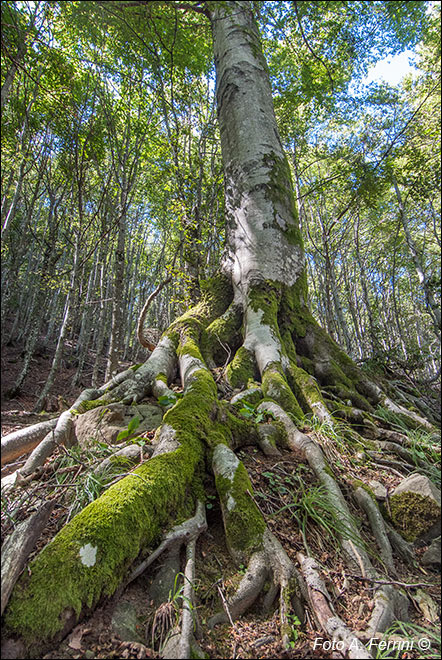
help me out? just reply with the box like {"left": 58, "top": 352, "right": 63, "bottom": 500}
{"left": 116, "top": 415, "right": 141, "bottom": 442}
{"left": 239, "top": 401, "right": 276, "bottom": 423}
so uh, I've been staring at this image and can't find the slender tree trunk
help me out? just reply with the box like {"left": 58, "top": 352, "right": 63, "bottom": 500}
{"left": 1, "top": 44, "right": 25, "bottom": 111}
{"left": 105, "top": 200, "right": 127, "bottom": 381}
{"left": 92, "top": 257, "right": 111, "bottom": 387}
{"left": 354, "top": 218, "right": 378, "bottom": 356}
{"left": 342, "top": 261, "right": 363, "bottom": 359}
{"left": 393, "top": 175, "right": 441, "bottom": 336}
{"left": 34, "top": 237, "right": 81, "bottom": 412}
{"left": 73, "top": 252, "right": 99, "bottom": 387}
{"left": 11, "top": 194, "right": 62, "bottom": 394}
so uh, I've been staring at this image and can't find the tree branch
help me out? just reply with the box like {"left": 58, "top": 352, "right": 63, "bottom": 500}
{"left": 118, "top": 0, "right": 209, "bottom": 15}
{"left": 293, "top": 1, "right": 334, "bottom": 93}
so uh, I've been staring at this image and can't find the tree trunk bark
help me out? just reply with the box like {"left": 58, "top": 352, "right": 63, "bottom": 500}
{"left": 393, "top": 175, "right": 441, "bottom": 336}
{"left": 210, "top": 1, "right": 304, "bottom": 299}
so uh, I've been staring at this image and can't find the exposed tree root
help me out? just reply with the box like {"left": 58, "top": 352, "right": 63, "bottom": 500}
{"left": 298, "top": 553, "right": 372, "bottom": 659}
{"left": 353, "top": 486, "right": 396, "bottom": 576}
{"left": 178, "top": 532, "right": 198, "bottom": 659}
{"left": 125, "top": 501, "right": 207, "bottom": 588}
{"left": 1, "top": 368, "right": 136, "bottom": 489}
{"left": 208, "top": 550, "right": 268, "bottom": 627}
{"left": 259, "top": 401, "right": 374, "bottom": 572}
{"left": 1, "top": 275, "right": 438, "bottom": 658}
{"left": 210, "top": 442, "right": 304, "bottom": 644}
{"left": 1, "top": 418, "right": 58, "bottom": 466}
{"left": 1, "top": 501, "right": 54, "bottom": 615}
{"left": 385, "top": 524, "right": 416, "bottom": 565}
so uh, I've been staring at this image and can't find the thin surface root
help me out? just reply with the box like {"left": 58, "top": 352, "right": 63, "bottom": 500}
{"left": 297, "top": 553, "right": 373, "bottom": 659}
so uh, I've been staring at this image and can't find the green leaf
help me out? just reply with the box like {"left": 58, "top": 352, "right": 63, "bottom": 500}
{"left": 127, "top": 416, "right": 141, "bottom": 433}
{"left": 116, "top": 429, "right": 129, "bottom": 442}
{"left": 158, "top": 394, "right": 178, "bottom": 407}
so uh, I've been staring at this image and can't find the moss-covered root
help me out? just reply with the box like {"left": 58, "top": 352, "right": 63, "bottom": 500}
{"left": 225, "top": 345, "right": 258, "bottom": 389}
{"left": 212, "top": 443, "right": 266, "bottom": 562}
{"left": 3, "top": 425, "right": 204, "bottom": 655}
{"left": 297, "top": 553, "right": 372, "bottom": 660}
{"left": 286, "top": 362, "right": 332, "bottom": 422}
{"left": 126, "top": 500, "right": 207, "bottom": 587}
{"left": 262, "top": 363, "right": 304, "bottom": 419}
{"left": 208, "top": 534, "right": 303, "bottom": 647}
{"left": 203, "top": 302, "right": 242, "bottom": 368}
{"left": 373, "top": 385, "right": 435, "bottom": 432}
{"left": 353, "top": 486, "right": 396, "bottom": 576}
{"left": 208, "top": 551, "right": 268, "bottom": 629}
{"left": 211, "top": 444, "right": 303, "bottom": 642}
{"left": 294, "top": 309, "right": 435, "bottom": 430}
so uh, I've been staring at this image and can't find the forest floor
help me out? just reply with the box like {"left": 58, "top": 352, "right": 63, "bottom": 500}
{"left": 1, "top": 337, "right": 441, "bottom": 659}
{"left": 1, "top": 333, "right": 112, "bottom": 424}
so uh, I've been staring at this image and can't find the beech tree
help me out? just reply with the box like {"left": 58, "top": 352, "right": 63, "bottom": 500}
{"left": 1, "top": 2, "right": 439, "bottom": 659}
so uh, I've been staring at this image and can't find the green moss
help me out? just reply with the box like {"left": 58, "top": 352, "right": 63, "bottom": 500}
{"left": 322, "top": 462, "right": 335, "bottom": 478}
{"left": 130, "top": 363, "right": 143, "bottom": 372}
{"left": 284, "top": 306, "right": 376, "bottom": 411}
{"left": 164, "top": 367, "right": 235, "bottom": 452}
{"left": 261, "top": 151, "right": 303, "bottom": 249}
{"left": 190, "top": 641, "right": 209, "bottom": 659}
{"left": 174, "top": 273, "right": 233, "bottom": 332}
{"left": 286, "top": 362, "right": 325, "bottom": 416}
{"left": 299, "top": 356, "right": 315, "bottom": 375}
{"left": 230, "top": 389, "right": 263, "bottom": 409}
{"left": 220, "top": 404, "right": 259, "bottom": 448}
{"left": 216, "top": 462, "right": 266, "bottom": 560}
{"left": 280, "top": 328, "right": 298, "bottom": 364}
{"left": 225, "top": 346, "right": 257, "bottom": 389}
{"left": 4, "top": 438, "right": 203, "bottom": 646}
{"left": 248, "top": 282, "right": 281, "bottom": 333}
{"left": 279, "top": 273, "right": 309, "bottom": 320}
{"left": 389, "top": 491, "right": 440, "bottom": 541}
{"left": 177, "top": 334, "right": 203, "bottom": 361}
{"left": 237, "top": 22, "right": 266, "bottom": 64}
{"left": 352, "top": 480, "right": 377, "bottom": 502}
{"left": 73, "top": 399, "right": 108, "bottom": 415}
{"left": 262, "top": 363, "right": 303, "bottom": 419}
{"left": 6, "top": 295, "right": 252, "bottom": 650}
{"left": 272, "top": 418, "right": 289, "bottom": 448}
{"left": 203, "top": 304, "right": 242, "bottom": 365}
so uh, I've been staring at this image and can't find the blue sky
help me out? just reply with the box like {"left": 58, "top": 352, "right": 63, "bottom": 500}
{"left": 365, "top": 0, "right": 440, "bottom": 86}
{"left": 363, "top": 49, "right": 417, "bottom": 86}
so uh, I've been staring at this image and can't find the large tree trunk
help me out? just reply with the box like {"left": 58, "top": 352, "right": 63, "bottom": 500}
{"left": 213, "top": 2, "right": 304, "bottom": 295}
{"left": 2, "top": 3, "right": 437, "bottom": 658}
